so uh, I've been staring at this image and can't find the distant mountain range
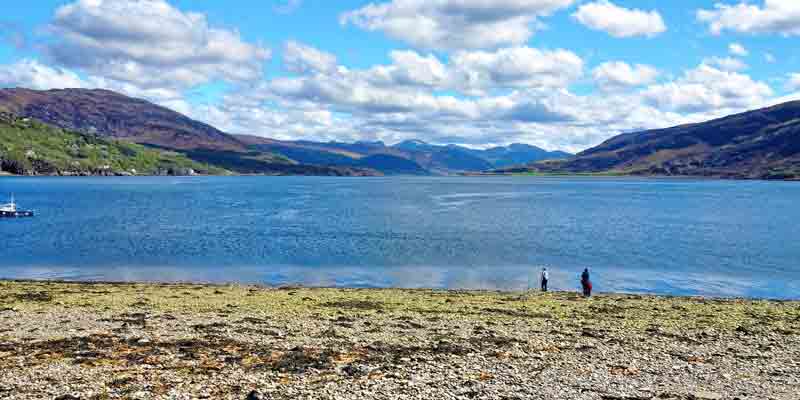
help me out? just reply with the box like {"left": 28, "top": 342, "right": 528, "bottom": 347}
{"left": 503, "top": 101, "right": 800, "bottom": 180}
{"left": 0, "top": 88, "right": 571, "bottom": 176}
{"left": 237, "top": 135, "right": 571, "bottom": 175}
{"left": 4, "top": 87, "right": 800, "bottom": 180}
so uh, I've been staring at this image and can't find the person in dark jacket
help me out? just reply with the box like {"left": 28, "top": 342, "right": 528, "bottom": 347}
{"left": 581, "top": 268, "right": 592, "bottom": 297}
{"left": 540, "top": 268, "right": 549, "bottom": 292}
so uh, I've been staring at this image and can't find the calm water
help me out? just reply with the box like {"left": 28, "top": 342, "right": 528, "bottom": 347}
{"left": 1, "top": 176, "right": 798, "bottom": 299}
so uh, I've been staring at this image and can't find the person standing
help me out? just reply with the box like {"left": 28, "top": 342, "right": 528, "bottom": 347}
{"left": 540, "top": 268, "right": 549, "bottom": 292}
{"left": 581, "top": 268, "right": 592, "bottom": 297}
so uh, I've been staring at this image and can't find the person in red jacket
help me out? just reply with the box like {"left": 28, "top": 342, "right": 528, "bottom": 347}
{"left": 581, "top": 268, "right": 592, "bottom": 297}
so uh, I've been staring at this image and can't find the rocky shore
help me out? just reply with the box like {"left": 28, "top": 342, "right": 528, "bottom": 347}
{"left": 0, "top": 281, "right": 798, "bottom": 400}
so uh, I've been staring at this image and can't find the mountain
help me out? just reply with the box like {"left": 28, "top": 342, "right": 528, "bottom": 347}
{"left": 0, "top": 112, "right": 227, "bottom": 176}
{"left": 509, "top": 101, "right": 800, "bottom": 180}
{"left": 0, "top": 88, "right": 380, "bottom": 176}
{"left": 393, "top": 139, "right": 440, "bottom": 153}
{"left": 236, "top": 135, "right": 428, "bottom": 175}
{"left": 356, "top": 154, "right": 429, "bottom": 175}
{"left": 0, "top": 88, "right": 244, "bottom": 151}
{"left": 478, "top": 144, "right": 572, "bottom": 168}
{"left": 391, "top": 140, "right": 571, "bottom": 171}
{"left": 0, "top": 87, "right": 571, "bottom": 176}
{"left": 237, "top": 135, "right": 571, "bottom": 174}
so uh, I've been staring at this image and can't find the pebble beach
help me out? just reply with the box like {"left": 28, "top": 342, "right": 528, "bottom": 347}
{"left": 0, "top": 281, "right": 798, "bottom": 400}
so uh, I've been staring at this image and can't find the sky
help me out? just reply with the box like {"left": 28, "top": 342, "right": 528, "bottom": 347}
{"left": 1, "top": 0, "right": 800, "bottom": 152}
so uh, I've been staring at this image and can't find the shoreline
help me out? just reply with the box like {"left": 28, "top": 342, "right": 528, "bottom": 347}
{"left": 1, "top": 280, "right": 797, "bottom": 399}
{"left": 1, "top": 278, "right": 797, "bottom": 302}
{"left": 3, "top": 172, "right": 799, "bottom": 182}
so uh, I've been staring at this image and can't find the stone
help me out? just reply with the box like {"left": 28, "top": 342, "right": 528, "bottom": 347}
{"left": 689, "top": 391, "right": 722, "bottom": 400}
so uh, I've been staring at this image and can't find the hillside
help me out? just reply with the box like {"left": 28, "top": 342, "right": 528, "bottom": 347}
{"left": 509, "top": 101, "right": 800, "bottom": 180}
{"left": 0, "top": 88, "right": 244, "bottom": 151}
{"left": 0, "top": 89, "right": 381, "bottom": 176}
{"left": 0, "top": 113, "right": 227, "bottom": 176}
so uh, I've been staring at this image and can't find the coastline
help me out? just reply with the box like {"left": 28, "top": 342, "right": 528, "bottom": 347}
{"left": 1, "top": 281, "right": 797, "bottom": 399}
{"left": 3, "top": 172, "right": 800, "bottom": 181}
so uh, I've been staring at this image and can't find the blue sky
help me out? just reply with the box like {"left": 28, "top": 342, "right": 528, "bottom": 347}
{"left": 1, "top": 0, "right": 800, "bottom": 151}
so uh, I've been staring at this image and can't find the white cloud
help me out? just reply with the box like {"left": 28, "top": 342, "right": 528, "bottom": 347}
{"left": 728, "top": 42, "right": 748, "bottom": 56}
{"left": 642, "top": 64, "right": 772, "bottom": 113}
{"left": 0, "top": 59, "right": 190, "bottom": 113}
{"left": 702, "top": 56, "right": 748, "bottom": 71}
{"left": 47, "top": 0, "right": 270, "bottom": 90}
{"left": 698, "top": 1, "right": 800, "bottom": 36}
{"left": 364, "top": 50, "right": 450, "bottom": 88}
{"left": 283, "top": 41, "right": 338, "bottom": 75}
{"left": 449, "top": 47, "right": 584, "bottom": 94}
{"left": 572, "top": 0, "right": 666, "bottom": 38}
{"left": 288, "top": 43, "right": 584, "bottom": 95}
{"left": 0, "top": 59, "right": 86, "bottom": 90}
{"left": 7, "top": 40, "right": 755, "bottom": 153}
{"left": 340, "top": 0, "right": 576, "bottom": 50}
{"left": 207, "top": 47, "right": 690, "bottom": 152}
{"left": 765, "top": 52, "right": 776, "bottom": 63}
{"left": 592, "top": 61, "right": 659, "bottom": 91}
{"left": 788, "top": 73, "right": 800, "bottom": 91}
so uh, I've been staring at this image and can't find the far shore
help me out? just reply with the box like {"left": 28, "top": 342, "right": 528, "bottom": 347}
{"left": 2, "top": 171, "right": 800, "bottom": 181}
{"left": 1, "top": 280, "right": 797, "bottom": 400}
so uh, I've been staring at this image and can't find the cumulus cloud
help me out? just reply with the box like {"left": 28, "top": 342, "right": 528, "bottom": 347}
{"left": 0, "top": 59, "right": 86, "bottom": 90}
{"left": 698, "top": 1, "right": 800, "bottom": 36}
{"left": 728, "top": 42, "right": 748, "bottom": 56}
{"left": 280, "top": 42, "right": 584, "bottom": 97}
{"left": 572, "top": 1, "right": 666, "bottom": 38}
{"left": 0, "top": 59, "right": 191, "bottom": 114}
{"left": 592, "top": 61, "right": 659, "bottom": 91}
{"left": 362, "top": 51, "right": 451, "bottom": 88}
{"left": 218, "top": 44, "right": 693, "bottom": 152}
{"left": 340, "top": 0, "right": 576, "bottom": 50}
{"left": 642, "top": 64, "right": 772, "bottom": 113}
{"left": 504, "top": 100, "right": 575, "bottom": 123}
{"left": 283, "top": 41, "right": 338, "bottom": 75}
{"left": 46, "top": 0, "right": 270, "bottom": 90}
{"left": 449, "top": 47, "right": 584, "bottom": 94}
{"left": 702, "top": 56, "right": 748, "bottom": 71}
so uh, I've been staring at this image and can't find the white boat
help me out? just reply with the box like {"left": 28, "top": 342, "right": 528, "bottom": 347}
{"left": 0, "top": 195, "right": 34, "bottom": 218}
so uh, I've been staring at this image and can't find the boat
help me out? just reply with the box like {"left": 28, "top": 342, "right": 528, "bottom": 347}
{"left": 0, "top": 195, "right": 34, "bottom": 218}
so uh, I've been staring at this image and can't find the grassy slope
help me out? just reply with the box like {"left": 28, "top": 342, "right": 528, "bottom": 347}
{"left": 0, "top": 115, "right": 228, "bottom": 175}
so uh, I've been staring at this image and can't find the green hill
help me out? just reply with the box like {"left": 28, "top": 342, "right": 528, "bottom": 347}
{"left": 0, "top": 113, "right": 228, "bottom": 176}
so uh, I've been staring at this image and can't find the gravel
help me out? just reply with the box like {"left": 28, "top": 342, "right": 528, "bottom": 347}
{"left": 0, "top": 281, "right": 798, "bottom": 400}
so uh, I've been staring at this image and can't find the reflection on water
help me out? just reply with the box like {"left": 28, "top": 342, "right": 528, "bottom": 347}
{"left": 1, "top": 176, "right": 800, "bottom": 299}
